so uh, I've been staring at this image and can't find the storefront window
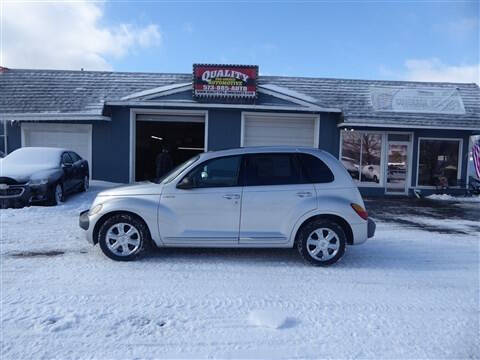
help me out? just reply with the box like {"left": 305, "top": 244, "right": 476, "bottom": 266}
{"left": 341, "top": 131, "right": 383, "bottom": 184}
{"left": 418, "top": 139, "right": 460, "bottom": 187}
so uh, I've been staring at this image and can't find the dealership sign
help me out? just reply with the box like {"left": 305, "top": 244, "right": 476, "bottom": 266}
{"left": 193, "top": 64, "right": 258, "bottom": 101}
{"left": 370, "top": 86, "right": 465, "bottom": 114}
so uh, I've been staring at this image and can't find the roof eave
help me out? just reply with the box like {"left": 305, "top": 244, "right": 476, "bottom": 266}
{"left": 0, "top": 113, "right": 111, "bottom": 121}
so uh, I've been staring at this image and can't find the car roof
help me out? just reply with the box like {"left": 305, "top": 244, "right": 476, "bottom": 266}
{"left": 12, "top": 147, "right": 70, "bottom": 154}
{"left": 201, "top": 146, "right": 329, "bottom": 158}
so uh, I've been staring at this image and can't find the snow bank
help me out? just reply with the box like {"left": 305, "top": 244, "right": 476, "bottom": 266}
{"left": 426, "top": 194, "right": 480, "bottom": 202}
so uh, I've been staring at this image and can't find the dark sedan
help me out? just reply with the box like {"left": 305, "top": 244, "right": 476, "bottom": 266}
{"left": 0, "top": 147, "right": 89, "bottom": 208}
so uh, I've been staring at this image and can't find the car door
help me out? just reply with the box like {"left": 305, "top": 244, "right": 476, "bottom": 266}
{"left": 158, "top": 155, "right": 243, "bottom": 245}
{"left": 239, "top": 153, "right": 316, "bottom": 245}
{"left": 60, "top": 152, "right": 75, "bottom": 192}
{"left": 69, "top": 151, "right": 87, "bottom": 186}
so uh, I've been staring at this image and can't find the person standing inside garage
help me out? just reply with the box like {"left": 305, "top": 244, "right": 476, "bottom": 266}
{"left": 155, "top": 145, "right": 174, "bottom": 180}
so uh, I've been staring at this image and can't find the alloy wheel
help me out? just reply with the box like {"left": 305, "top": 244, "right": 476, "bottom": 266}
{"left": 306, "top": 228, "right": 340, "bottom": 261}
{"left": 105, "top": 223, "right": 141, "bottom": 257}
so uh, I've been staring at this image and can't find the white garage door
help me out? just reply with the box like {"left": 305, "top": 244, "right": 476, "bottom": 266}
{"left": 22, "top": 123, "right": 92, "bottom": 170}
{"left": 242, "top": 113, "right": 319, "bottom": 147}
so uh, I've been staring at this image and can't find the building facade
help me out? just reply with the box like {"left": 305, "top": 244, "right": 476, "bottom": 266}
{"left": 1, "top": 65, "right": 479, "bottom": 196}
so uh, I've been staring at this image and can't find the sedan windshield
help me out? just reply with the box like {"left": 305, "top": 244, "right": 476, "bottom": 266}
{"left": 158, "top": 155, "right": 200, "bottom": 184}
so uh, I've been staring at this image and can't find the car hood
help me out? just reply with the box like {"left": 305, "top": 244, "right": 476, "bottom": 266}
{"left": 98, "top": 182, "right": 163, "bottom": 196}
{"left": 0, "top": 163, "right": 57, "bottom": 183}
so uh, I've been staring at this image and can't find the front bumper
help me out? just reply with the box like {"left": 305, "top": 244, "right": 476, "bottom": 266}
{"left": 367, "top": 218, "right": 376, "bottom": 238}
{"left": 79, "top": 210, "right": 90, "bottom": 230}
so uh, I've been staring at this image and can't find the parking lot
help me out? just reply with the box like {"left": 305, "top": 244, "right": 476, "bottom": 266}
{"left": 1, "top": 182, "right": 479, "bottom": 359}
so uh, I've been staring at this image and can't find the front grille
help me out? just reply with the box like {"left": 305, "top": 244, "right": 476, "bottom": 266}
{"left": 0, "top": 187, "right": 25, "bottom": 198}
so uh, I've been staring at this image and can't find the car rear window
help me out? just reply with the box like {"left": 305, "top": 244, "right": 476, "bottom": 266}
{"left": 297, "top": 153, "right": 334, "bottom": 183}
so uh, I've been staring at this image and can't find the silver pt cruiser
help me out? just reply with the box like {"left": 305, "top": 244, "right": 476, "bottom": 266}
{"left": 80, "top": 147, "right": 375, "bottom": 266}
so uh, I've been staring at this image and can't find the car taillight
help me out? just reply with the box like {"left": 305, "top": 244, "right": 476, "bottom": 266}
{"left": 351, "top": 203, "right": 368, "bottom": 220}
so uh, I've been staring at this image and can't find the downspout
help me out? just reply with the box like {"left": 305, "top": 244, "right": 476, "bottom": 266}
{"left": 3, "top": 120, "right": 6, "bottom": 154}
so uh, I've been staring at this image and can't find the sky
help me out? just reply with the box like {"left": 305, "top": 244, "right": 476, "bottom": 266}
{"left": 1, "top": 0, "right": 479, "bottom": 83}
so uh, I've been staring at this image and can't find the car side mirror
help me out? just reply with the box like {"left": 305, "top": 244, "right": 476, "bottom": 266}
{"left": 176, "top": 177, "right": 193, "bottom": 190}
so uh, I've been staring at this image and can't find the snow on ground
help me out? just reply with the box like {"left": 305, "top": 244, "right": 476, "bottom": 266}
{"left": 1, "top": 182, "right": 479, "bottom": 359}
{"left": 426, "top": 194, "right": 480, "bottom": 202}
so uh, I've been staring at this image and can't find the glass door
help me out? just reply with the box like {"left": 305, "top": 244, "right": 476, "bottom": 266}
{"left": 386, "top": 141, "right": 409, "bottom": 194}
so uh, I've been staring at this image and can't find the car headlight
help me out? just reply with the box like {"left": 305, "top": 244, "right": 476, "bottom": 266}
{"left": 29, "top": 179, "right": 49, "bottom": 185}
{"left": 89, "top": 204, "right": 103, "bottom": 216}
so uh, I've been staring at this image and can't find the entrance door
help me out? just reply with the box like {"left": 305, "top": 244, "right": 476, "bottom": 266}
{"left": 386, "top": 141, "right": 409, "bottom": 194}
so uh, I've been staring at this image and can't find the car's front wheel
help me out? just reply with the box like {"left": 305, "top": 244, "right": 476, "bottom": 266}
{"left": 47, "top": 183, "right": 64, "bottom": 206}
{"left": 98, "top": 214, "right": 149, "bottom": 261}
{"left": 297, "top": 219, "right": 346, "bottom": 266}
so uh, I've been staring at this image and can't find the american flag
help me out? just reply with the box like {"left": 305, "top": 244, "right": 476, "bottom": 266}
{"left": 473, "top": 139, "right": 480, "bottom": 179}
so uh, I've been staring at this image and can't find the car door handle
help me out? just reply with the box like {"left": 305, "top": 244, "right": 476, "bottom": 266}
{"left": 296, "top": 191, "right": 313, "bottom": 198}
{"left": 223, "top": 194, "right": 240, "bottom": 200}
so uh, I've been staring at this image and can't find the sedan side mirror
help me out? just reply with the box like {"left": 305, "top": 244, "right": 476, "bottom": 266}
{"left": 176, "top": 177, "right": 193, "bottom": 190}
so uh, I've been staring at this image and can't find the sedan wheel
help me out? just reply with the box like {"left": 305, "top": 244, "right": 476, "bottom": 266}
{"left": 82, "top": 176, "right": 89, "bottom": 192}
{"left": 98, "top": 214, "right": 149, "bottom": 261}
{"left": 297, "top": 220, "right": 346, "bottom": 266}
{"left": 55, "top": 184, "right": 63, "bottom": 204}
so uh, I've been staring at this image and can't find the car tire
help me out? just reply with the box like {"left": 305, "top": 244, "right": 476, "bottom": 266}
{"left": 47, "top": 183, "right": 64, "bottom": 206}
{"left": 297, "top": 219, "right": 346, "bottom": 266}
{"left": 98, "top": 213, "right": 149, "bottom": 261}
{"left": 81, "top": 176, "right": 89, "bottom": 192}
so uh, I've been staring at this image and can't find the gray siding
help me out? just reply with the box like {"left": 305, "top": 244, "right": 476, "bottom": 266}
{"left": 319, "top": 113, "right": 340, "bottom": 157}
{"left": 92, "top": 107, "right": 131, "bottom": 183}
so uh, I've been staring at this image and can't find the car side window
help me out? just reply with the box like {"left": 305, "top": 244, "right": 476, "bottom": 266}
{"left": 69, "top": 152, "right": 81, "bottom": 162}
{"left": 245, "top": 153, "right": 302, "bottom": 186}
{"left": 184, "top": 155, "right": 242, "bottom": 188}
{"left": 297, "top": 154, "right": 334, "bottom": 183}
{"left": 61, "top": 153, "right": 73, "bottom": 165}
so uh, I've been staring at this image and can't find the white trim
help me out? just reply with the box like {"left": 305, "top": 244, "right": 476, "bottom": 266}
{"left": 0, "top": 113, "right": 110, "bottom": 122}
{"left": 121, "top": 82, "right": 192, "bottom": 101}
{"left": 20, "top": 123, "right": 93, "bottom": 179}
{"left": 338, "top": 122, "right": 480, "bottom": 131}
{"left": 116, "top": 83, "right": 342, "bottom": 113}
{"left": 107, "top": 100, "right": 334, "bottom": 113}
{"left": 258, "top": 84, "right": 321, "bottom": 105}
{"left": 415, "top": 137, "right": 464, "bottom": 188}
{"left": 129, "top": 108, "right": 208, "bottom": 183}
{"left": 240, "top": 111, "right": 320, "bottom": 148}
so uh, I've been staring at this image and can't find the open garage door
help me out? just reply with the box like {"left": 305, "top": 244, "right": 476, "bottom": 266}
{"left": 21, "top": 123, "right": 92, "bottom": 172}
{"left": 242, "top": 113, "right": 319, "bottom": 147}
{"left": 135, "top": 114, "right": 205, "bottom": 182}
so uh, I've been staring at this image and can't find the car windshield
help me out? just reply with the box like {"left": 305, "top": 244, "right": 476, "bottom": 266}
{"left": 1, "top": 148, "right": 60, "bottom": 167}
{"left": 157, "top": 155, "right": 200, "bottom": 184}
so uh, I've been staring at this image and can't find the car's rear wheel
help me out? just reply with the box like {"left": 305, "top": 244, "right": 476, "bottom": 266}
{"left": 98, "top": 214, "right": 149, "bottom": 261}
{"left": 81, "top": 176, "right": 89, "bottom": 192}
{"left": 47, "top": 183, "right": 64, "bottom": 206}
{"left": 297, "top": 219, "right": 346, "bottom": 266}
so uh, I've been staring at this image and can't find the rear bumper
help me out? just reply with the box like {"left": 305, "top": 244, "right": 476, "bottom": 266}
{"left": 367, "top": 218, "right": 376, "bottom": 238}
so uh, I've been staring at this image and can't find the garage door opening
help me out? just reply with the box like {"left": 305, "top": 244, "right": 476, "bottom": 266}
{"left": 135, "top": 116, "right": 205, "bottom": 182}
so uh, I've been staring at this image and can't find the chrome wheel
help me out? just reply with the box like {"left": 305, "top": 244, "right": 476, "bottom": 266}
{"left": 105, "top": 223, "right": 141, "bottom": 257}
{"left": 55, "top": 184, "right": 63, "bottom": 204}
{"left": 306, "top": 228, "right": 340, "bottom": 261}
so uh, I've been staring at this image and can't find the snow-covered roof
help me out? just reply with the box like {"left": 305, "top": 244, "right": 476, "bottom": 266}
{"left": 0, "top": 68, "right": 479, "bottom": 130}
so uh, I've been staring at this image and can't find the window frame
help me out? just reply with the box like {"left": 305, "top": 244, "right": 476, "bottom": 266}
{"left": 179, "top": 154, "right": 244, "bottom": 189}
{"left": 296, "top": 153, "right": 335, "bottom": 184}
{"left": 415, "top": 137, "right": 463, "bottom": 189}
{"left": 339, "top": 130, "right": 387, "bottom": 188}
